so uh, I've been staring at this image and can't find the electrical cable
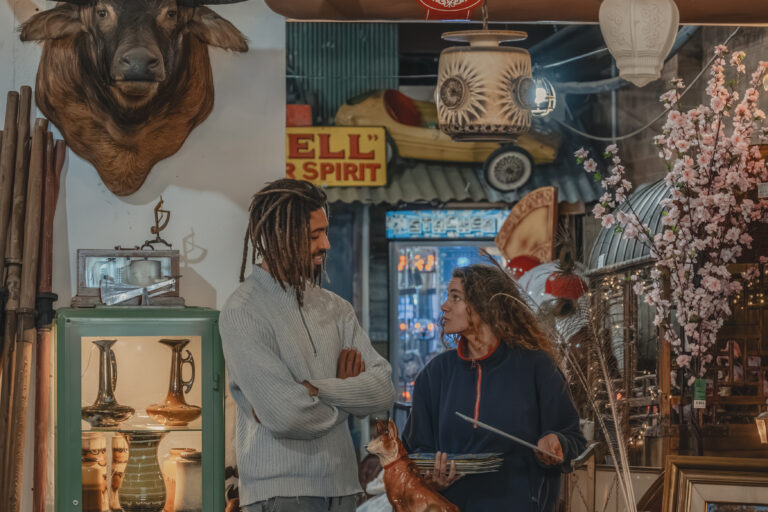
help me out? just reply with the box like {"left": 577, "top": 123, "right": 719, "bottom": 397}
{"left": 556, "top": 27, "right": 741, "bottom": 143}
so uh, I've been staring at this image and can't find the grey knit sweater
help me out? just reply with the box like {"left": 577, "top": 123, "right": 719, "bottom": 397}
{"left": 219, "top": 265, "right": 395, "bottom": 506}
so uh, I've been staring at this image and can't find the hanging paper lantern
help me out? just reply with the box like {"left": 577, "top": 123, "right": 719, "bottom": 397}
{"left": 436, "top": 30, "right": 535, "bottom": 141}
{"left": 506, "top": 255, "right": 540, "bottom": 280}
{"left": 417, "top": 0, "right": 482, "bottom": 20}
{"left": 598, "top": 0, "right": 679, "bottom": 87}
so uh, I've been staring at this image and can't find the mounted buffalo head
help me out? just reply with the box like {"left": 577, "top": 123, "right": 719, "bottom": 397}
{"left": 20, "top": 0, "right": 248, "bottom": 195}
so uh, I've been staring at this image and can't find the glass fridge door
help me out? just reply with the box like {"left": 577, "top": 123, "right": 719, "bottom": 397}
{"left": 389, "top": 241, "right": 501, "bottom": 406}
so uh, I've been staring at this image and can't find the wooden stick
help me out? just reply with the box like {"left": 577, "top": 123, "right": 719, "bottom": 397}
{"left": 0, "top": 91, "right": 19, "bottom": 280}
{"left": 37, "top": 132, "right": 55, "bottom": 293}
{"left": 0, "top": 127, "right": 4, "bottom": 377}
{"left": 7, "top": 117, "right": 45, "bottom": 512}
{"left": 0, "top": 90, "right": 23, "bottom": 507}
{"left": 0, "top": 312, "right": 17, "bottom": 508}
{"left": 33, "top": 131, "right": 63, "bottom": 512}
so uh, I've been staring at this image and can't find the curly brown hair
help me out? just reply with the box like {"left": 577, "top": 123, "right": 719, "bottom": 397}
{"left": 239, "top": 179, "right": 328, "bottom": 306}
{"left": 440, "top": 263, "right": 556, "bottom": 359}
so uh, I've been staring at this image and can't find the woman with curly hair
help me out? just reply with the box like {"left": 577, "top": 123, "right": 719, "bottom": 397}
{"left": 402, "top": 263, "right": 585, "bottom": 512}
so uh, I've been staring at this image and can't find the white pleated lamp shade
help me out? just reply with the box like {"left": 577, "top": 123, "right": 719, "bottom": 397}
{"left": 598, "top": 0, "right": 679, "bottom": 87}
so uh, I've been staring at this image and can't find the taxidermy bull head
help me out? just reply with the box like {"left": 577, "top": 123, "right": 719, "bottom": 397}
{"left": 20, "top": 0, "right": 248, "bottom": 196}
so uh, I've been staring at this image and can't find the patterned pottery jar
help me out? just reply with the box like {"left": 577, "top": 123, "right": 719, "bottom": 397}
{"left": 82, "top": 432, "right": 109, "bottom": 512}
{"left": 110, "top": 434, "right": 130, "bottom": 511}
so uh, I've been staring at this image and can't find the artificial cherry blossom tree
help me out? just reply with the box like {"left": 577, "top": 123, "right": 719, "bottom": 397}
{"left": 577, "top": 45, "right": 768, "bottom": 385}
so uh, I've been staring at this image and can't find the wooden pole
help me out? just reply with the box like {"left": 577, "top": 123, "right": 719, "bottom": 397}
{"left": 33, "top": 132, "right": 64, "bottom": 512}
{"left": 0, "top": 89, "right": 26, "bottom": 507}
{"left": 7, "top": 117, "right": 45, "bottom": 512}
{"left": 0, "top": 92, "right": 19, "bottom": 380}
{"left": 0, "top": 128, "right": 4, "bottom": 369}
{"left": 0, "top": 91, "right": 19, "bottom": 279}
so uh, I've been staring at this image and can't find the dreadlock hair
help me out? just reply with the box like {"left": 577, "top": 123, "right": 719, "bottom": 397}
{"left": 440, "top": 263, "right": 557, "bottom": 360}
{"left": 240, "top": 179, "right": 328, "bottom": 306}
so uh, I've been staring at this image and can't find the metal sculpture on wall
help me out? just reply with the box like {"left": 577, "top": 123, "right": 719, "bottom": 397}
{"left": 19, "top": 0, "right": 248, "bottom": 196}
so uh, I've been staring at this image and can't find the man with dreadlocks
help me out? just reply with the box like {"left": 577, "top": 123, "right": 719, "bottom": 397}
{"left": 220, "top": 179, "right": 395, "bottom": 512}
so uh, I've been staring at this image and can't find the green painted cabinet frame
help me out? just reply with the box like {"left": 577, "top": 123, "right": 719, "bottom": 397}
{"left": 55, "top": 307, "right": 224, "bottom": 512}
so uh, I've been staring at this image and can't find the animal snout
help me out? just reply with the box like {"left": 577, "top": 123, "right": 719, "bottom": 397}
{"left": 117, "top": 48, "right": 162, "bottom": 81}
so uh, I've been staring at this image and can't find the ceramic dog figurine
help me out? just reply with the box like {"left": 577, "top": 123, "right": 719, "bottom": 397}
{"left": 366, "top": 419, "right": 459, "bottom": 512}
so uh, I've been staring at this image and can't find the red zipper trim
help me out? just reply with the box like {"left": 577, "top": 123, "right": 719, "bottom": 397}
{"left": 473, "top": 363, "right": 482, "bottom": 428}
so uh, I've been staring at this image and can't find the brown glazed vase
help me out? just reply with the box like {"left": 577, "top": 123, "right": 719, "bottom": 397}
{"left": 146, "top": 339, "right": 201, "bottom": 426}
{"left": 82, "top": 339, "right": 135, "bottom": 428}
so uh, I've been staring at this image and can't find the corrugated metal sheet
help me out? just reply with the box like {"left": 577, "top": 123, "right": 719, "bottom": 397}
{"left": 586, "top": 179, "right": 670, "bottom": 274}
{"left": 287, "top": 23, "right": 398, "bottom": 124}
{"left": 324, "top": 159, "right": 603, "bottom": 205}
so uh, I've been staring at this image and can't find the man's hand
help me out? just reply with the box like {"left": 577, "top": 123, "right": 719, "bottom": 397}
{"left": 535, "top": 433, "right": 564, "bottom": 466}
{"left": 337, "top": 348, "right": 365, "bottom": 379}
{"left": 424, "top": 451, "right": 462, "bottom": 491}
{"left": 301, "top": 381, "right": 319, "bottom": 397}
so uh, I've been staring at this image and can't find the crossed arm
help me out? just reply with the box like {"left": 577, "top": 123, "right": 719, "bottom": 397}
{"left": 308, "top": 303, "right": 396, "bottom": 416}
{"left": 221, "top": 305, "right": 394, "bottom": 440}
{"left": 221, "top": 309, "right": 348, "bottom": 440}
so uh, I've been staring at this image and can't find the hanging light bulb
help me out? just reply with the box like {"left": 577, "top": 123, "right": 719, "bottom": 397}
{"left": 598, "top": 0, "right": 679, "bottom": 87}
{"left": 532, "top": 76, "right": 556, "bottom": 117}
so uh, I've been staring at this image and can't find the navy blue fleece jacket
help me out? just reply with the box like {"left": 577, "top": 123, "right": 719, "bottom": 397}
{"left": 402, "top": 340, "right": 585, "bottom": 512}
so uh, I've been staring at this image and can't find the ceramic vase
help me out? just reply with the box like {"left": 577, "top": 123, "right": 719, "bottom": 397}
{"left": 119, "top": 431, "right": 168, "bottom": 512}
{"left": 161, "top": 448, "right": 196, "bottom": 512}
{"left": 82, "top": 432, "right": 109, "bottom": 512}
{"left": 110, "top": 434, "right": 129, "bottom": 511}
{"left": 174, "top": 451, "right": 202, "bottom": 512}
{"left": 82, "top": 339, "right": 135, "bottom": 427}
{"left": 147, "top": 339, "right": 201, "bottom": 426}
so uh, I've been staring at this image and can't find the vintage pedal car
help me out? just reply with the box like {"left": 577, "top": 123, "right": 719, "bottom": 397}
{"left": 335, "top": 90, "right": 561, "bottom": 191}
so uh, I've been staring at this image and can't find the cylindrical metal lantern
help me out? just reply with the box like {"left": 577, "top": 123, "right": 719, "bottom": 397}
{"left": 436, "top": 30, "right": 534, "bottom": 142}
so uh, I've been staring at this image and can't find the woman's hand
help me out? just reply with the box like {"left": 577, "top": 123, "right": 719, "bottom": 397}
{"left": 535, "top": 433, "right": 564, "bottom": 466}
{"left": 423, "top": 451, "right": 462, "bottom": 490}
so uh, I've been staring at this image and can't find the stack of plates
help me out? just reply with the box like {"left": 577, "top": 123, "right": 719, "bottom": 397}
{"left": 408, "top": 453, "right": 504, "bottom": 474}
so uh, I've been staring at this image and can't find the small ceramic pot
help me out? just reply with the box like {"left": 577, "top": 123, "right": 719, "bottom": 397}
{"left": 174, "top": 451, "right": 202, "bottom": 512}
{"left": 110, "top": 434, "right": 129, "bottom": 511}
{"left": 162, "top": 448, "right": 196, "bottom": 512}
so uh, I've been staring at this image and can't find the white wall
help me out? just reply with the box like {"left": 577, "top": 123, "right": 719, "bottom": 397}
{"left": 0, "top": 0, "right": 285, "bottom": 509}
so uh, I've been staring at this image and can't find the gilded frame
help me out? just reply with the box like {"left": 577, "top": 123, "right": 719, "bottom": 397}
{"left": 662, "top": 456, "right": 768, "bottom": 512}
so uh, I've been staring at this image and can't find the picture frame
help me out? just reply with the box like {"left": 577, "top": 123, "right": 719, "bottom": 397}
{"left": 662, "top": 455, "right": 768, "bottom": 512}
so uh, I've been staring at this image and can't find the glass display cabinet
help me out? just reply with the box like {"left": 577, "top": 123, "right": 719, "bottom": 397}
{"left": 55, "top": 307, "right": 224, "bottom": 512}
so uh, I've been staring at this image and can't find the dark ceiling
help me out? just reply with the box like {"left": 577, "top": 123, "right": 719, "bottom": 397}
{"left": 397, "top": 23, "right": 612, "bottom": 86}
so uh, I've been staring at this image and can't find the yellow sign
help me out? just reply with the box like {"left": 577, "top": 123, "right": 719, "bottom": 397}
{"left": 286, "top": 126, "right": 386, "bottom": 187}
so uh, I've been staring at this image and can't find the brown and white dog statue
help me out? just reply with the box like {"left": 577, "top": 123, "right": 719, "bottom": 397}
{"left": 366, "top": 419, "right": 459, "bottom": 512}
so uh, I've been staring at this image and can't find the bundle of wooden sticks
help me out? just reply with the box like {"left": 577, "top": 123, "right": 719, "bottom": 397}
{"left": 0, "top": 86, "right": 66, "bottom": 512}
